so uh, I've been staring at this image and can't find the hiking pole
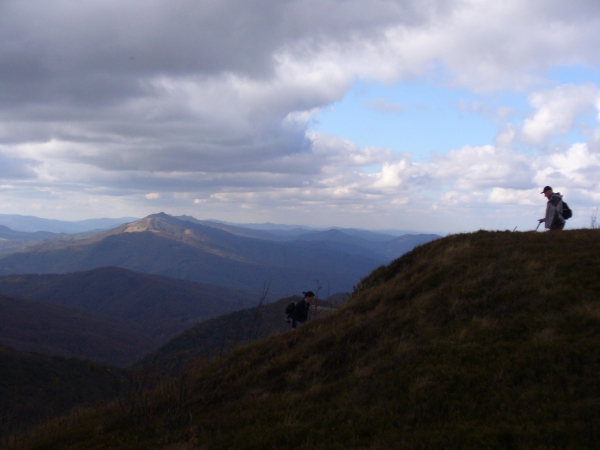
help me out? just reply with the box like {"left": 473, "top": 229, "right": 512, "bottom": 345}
{"left": 535, "top": 220, "right": 542, "bottom": 231}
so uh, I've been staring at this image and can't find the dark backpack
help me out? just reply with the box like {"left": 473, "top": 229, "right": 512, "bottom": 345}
{"left": 562, "top": 201, "right": 572, "bottom": 220}
{"left": 285, "top": 302, "right": 296, "bottom": 319}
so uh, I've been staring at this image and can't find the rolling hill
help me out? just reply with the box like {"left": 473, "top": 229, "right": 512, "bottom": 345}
{"left": 0, "top": 225, "right": 58, "bottom": 241}
{"left": 0, "top": 294, "right": 154, "bottom": 366}
{"left": 0, "top": 267, "right": 260, "bottom": 348}
{"left": 13, "top": 229, "right": 600, "bottom": 449}
{"left": 0, "top": 225, "right": 62, "bottom": 255}
{"left": 0, "top": 213, "right": 393, "bottom": 296}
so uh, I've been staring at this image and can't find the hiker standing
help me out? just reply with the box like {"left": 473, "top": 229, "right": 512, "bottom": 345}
{"left": 291, "top": 291, "right": 315, "bottom": 329}
{"left": 538, "top": 186, "right": 566, "bottom": 231}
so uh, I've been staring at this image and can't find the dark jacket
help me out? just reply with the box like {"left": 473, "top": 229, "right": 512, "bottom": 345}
{"left": 544, "top": 193, "right": 565, "bottom": 230}
{"left": 291, "top": 299, "right": 310, "bottom": 328}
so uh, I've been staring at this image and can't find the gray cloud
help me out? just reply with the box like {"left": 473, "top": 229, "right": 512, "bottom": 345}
{"left": 0, "top": 0, "right": 600, "bottom": 230}
{"left": 0, "top": 0, "right": 424, "bottom": 91}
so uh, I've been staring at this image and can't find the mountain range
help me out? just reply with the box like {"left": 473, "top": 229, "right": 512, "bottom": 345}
{"left": 0, "top": 214, "right": 137, "bottom": 234}
{"left": 0, "top": 225, "right": 58, "bottom": 241}
{"left": 0, "top": 213, "right": 439, "bottom": 297}
{"left": 0, "top": 225, "right": 62, "bottom": 255}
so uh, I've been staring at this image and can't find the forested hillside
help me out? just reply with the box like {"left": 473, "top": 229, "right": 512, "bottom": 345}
{"left": 0, "top": 267, "right": 258, "bottom": 347}
{"left": 0, "top": 294, "right": 153, "bottom": 366}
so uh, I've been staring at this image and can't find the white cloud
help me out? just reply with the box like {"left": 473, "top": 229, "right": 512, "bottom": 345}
{"left": 424, "top": 145, "right": 534, "bottom": 191}
{"left": 494, "top": 124, "right": 516, "bottom": 149}
{"left": 520, "top": 84, "right": 599, "bottom": 145}
{"left": 145, "top": 193, "right": 160, "bottom": 199}
{"left": 371, "top": 160, "right": 410, "bottom": 190}
{"left": 533, "top": 143, "right": 600, "bottom": 190}
{"left": 488, "top": 188, "right": 540, "bottom": 206}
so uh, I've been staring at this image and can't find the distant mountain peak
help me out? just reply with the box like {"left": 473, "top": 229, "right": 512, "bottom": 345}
{"left": 120, "top": 214, "right": 223, "bottom": 250}
{"left": 124, "top": 214, "right": 186, "bottom": 234}
{"left": 123, "top": 217, "right": 162, "bottom": 234}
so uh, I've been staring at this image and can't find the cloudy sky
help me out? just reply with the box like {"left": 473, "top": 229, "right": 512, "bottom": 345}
{"left": 1, "top": 0, "right": 600, "bottom": 233}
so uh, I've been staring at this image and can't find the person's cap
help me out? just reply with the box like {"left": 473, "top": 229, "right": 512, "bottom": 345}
{"left": 303, "top": 291, "right": 315, "bottom": 298}
{"left": 541, "top": 186, "right": 552, "bottom": 194}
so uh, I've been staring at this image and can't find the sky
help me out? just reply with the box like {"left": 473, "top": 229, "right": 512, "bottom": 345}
{"left": 1, "top": 0, "right": 600, "bottom": 233}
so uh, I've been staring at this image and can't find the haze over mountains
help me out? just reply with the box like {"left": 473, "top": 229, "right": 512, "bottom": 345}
{"left": 0, "top": 225, "right": 62, "bottom": 255}
{"left": 0, "top": 214, "right": 138, "bottom": 234}
{"left": 0, "top": 226, "right": 58, "bottom": 241}
{"left": 0, "top": 213, "right": 439, "bottom": 297}
{"left": 0, "top": 214, "right": 137, "bottom": 254}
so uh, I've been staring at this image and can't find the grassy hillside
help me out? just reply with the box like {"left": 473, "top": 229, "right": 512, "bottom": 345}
{"left": 0, "top": 294, "right": 153, "bottom": 366}
{"left": 0, "top": 345, "right": 129, "bottom": 432}
{"left": 0, "top": 267, "right": 259, "bottom": 345}
{"left": 12, "top": 229, "right": 600, "bottom": 449}
{"left": 136, "top": 295, "right": 345, "bottom": 376}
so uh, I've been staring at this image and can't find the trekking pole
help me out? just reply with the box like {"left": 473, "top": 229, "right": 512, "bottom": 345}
{"left": 535, "top": 220, "right": 542, "bottom": 231}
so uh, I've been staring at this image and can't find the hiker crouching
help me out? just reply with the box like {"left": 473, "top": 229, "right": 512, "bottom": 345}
{"left": 291, "top": 291, "right": 315, "bottom": 329}
{"left": 538, "top": 186, "right": 565, "bottom": 231}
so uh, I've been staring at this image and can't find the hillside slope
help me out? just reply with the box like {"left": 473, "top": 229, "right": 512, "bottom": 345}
{"left": 135, "top": 295, "right": 344, "bottom": 376}
{"left": 0, "top": 225, "right": 62, "bottom": 255}
{"left": 0, "top": 345, "right": 129, "bottom": 430}
{"left": 14, "top": 230, "right": 600, "bottom": 449}
{"left": 0, "top": 225, "right": 58, "bottom": 241}
{"left": 0, "top": 267, "right": 258, "bottom": 345}
{"left": 0, "top": 294, "right": 153, "bottom": 366}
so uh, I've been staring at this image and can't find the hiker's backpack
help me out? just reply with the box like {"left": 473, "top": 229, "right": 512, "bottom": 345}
{"left": 562, "top": 201, "right": 573, "bottom": 220}
{"left": 285, "top": 302, "right": 296, "bottom": 320}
